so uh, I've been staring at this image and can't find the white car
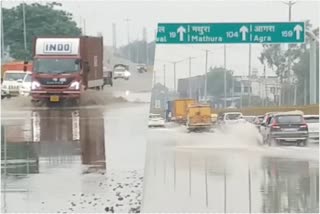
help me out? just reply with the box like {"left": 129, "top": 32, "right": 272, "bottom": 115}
{"left": 19, "top": 72, "right": 32, "bottom": 96}
{"left": 221, "top": 112, "right": 245, "bottom": 125}
{"left": 304, "top": 115, "right": 319, "bottom": 142}
{"left": 148, "top": 113, "right": 165, "bottom": 127}
{"left": 113, "top": 64, "right": 131, "bottom": 80}
{"left": 2, "top": 70, "right": 31, "bottom": 96}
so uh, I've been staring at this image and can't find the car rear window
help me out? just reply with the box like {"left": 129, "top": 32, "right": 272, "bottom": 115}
{"left": 304, "top": 117, "right": 319, "bottom": 123}
{"left": 276, "top": 115, "right": 303, "bottom": 124}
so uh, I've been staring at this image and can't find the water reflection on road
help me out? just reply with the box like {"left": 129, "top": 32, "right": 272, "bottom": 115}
{"left": 1, "top": 108, "right": 106, "bottom": 212}
{"left": 142, "top": 135, "right": 319, "bottom": 213}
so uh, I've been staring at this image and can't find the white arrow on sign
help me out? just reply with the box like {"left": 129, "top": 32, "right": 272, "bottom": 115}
{"left": 177, "top": 26, "right": 186, "bottom": 41}
{"left": 293, "top": 24, "right": 303, "bottom": 40}
{"left": 239, "top": 26, "right": 249, "bottom": 41}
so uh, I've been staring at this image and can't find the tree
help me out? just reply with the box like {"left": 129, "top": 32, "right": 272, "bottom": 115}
{"left": 3, "top": 2, "right": 81, "bottom": 60}
{"left": 207, "top": 66, "right": 234, "bottom": 97}
{"left": 258, "top": 20, "right": 314, "bottom": 105}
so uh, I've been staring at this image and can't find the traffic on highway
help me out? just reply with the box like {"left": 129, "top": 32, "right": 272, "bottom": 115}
{"left": 1, "top": 0, "right": 319, "bottom": 213}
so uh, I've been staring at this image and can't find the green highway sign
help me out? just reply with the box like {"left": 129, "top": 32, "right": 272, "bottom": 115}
{"left": 156, "top": 22, "right": 305, "bottom": 44}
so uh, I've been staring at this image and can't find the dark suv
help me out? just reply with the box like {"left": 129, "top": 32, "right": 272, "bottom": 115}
{"left": 261, "top": 112, "right": 309, "bottom": 146}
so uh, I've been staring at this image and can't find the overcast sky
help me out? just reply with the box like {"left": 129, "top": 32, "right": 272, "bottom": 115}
{"left": 3, "top": 0, "right": 319, "bottom": 89}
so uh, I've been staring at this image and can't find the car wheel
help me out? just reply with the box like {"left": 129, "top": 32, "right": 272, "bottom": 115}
{"left": 301, "top": 140, "right": 307, "bottom": 147}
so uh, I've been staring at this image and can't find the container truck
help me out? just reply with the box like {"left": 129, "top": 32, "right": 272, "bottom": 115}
{"left": 186, "top": 104, "right": 212, "bottom": 132}
{"left": 172, "top": 98, "right": 196, "bottom": 123}
{"left": 31, "top": 36, "right": 104, "bottom": 105}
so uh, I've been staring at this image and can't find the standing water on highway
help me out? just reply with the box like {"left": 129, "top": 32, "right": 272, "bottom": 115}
{"left": 1, "top": 0, "right": 320, "bottom": 213}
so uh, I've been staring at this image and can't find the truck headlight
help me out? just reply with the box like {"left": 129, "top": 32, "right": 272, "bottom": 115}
{"left": 69, "top": 81, "right": 80, "bottom": 90}
{"left": 31, "top": 81, "right": 41, "bottom": 90}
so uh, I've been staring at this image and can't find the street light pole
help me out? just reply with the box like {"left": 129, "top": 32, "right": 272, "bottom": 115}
{"left": 173, "top": 62, "right": 177, "bottom": 92}
{"left": 163, "top": 64, "right": 166, "bottom": 88}
{"left": 224, "top": 44, "right": 227, "bottom": 108}
{"left": 248, "top": 44, "right": 252, "bottom": 107}
{"left": 282, "top": 1, "right": 296, "bottom": 105}
{"left": 189, "top": 57, "right": 193, "bottom": 98}
{"left": 1, "top": 0, "right": 4, "bottom": 59}
{"left": 22, "top": 2, "right": 27, "bottom": 55}
{"left": 124, "top": 18, "right": 131, "bottom": 60}
{"left": 204, "top": 49, "right": 209, "bottom": 103}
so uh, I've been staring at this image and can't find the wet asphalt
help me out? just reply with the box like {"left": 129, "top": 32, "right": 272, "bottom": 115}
{"left": 1, "top": 67, "right": 152, "bottom": 213}
{"left": 1, "top": 67, "right": 319, "bottom": 213}
{"left": 142, "top": 124, "right": 319, "bottom": 213}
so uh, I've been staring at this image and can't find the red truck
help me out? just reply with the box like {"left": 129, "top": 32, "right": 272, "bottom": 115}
{"left": 31, "top": 36, "right": 104, "bottom": 105}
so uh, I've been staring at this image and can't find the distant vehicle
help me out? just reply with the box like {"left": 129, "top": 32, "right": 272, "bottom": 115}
{"left": 148, "top": 113, "right": 165, "bottom": 127}
{"left": 113, "top": 64, "right": 131, "bottom": 80}
{"left": 260, "top": 111, "right": 308, "bottom": 146}
{"left": 186, "top": 104, "right": 212, "bottom": 132}
{"left": 253, "top": 115, "right": 265, "bottom": 130}
{"left": 304, "top": 115, "right": 319, "bottom": 143}
{"left": 103, "top": 68, "right": 113, "bottom": 88}
{"left": 219, "top": 112, "right": 244, "bottom": 126}
{"left": 171, "top": 99, "right": 196, "bottom": 124}
{"left": 2, "top": 70, "right": 31, "bottom": 97}
{"left": 1, "top": 61, "right": 33, "bottom": 82}
{"left": 137, "top": 64, "right": 147, "bottom": 73}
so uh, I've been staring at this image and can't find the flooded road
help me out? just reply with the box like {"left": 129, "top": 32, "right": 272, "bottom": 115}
{"left": 1, "top": 64, "right": 152, "bottom": 213}
{"left": 142, "top": 125, "right": 319, "bottom": 213}
{"left": 1, "top": 103, "right": 148, "bottom": 213}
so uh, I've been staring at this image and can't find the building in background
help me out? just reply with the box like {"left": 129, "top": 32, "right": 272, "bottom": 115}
{"left": 177, "top": 71, "right": 281, "bottom": 108}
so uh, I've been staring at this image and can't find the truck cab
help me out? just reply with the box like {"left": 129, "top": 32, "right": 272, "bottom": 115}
{"left": 31, "top": 37, "right": 103, "bottom": 105}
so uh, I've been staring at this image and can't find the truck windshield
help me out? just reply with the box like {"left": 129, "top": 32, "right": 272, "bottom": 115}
{"left": 34, "top": 58, "right": 80, "bottom": 74}
{"left": 4, "top": 73, "right": 26, "bottom": 81}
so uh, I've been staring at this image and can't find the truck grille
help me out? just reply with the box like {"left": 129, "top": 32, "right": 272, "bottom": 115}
{"left": 38, "top": 77, "right": 73, "bottom": 86}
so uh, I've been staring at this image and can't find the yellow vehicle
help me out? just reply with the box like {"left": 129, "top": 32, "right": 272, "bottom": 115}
{"left": 172, "top": 99, "right": 196, "bottom": 123}
{"left": 186, "top": 104, "right": 212, "bottom": 132}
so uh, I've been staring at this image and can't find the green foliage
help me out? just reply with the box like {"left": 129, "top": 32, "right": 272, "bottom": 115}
{"left": 258, "top": 20, "right": 319, "bottom": 105}
{"left": 3, "top": 2, "right": 81, "bottom": 60}
{"left": 207, "top": 66, "right": 234, "bottom": 97}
